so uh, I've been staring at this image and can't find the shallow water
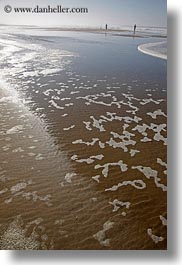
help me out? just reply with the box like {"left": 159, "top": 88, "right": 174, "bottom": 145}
{"left": 0, "top": 27, "right": 167, "bottom": 250}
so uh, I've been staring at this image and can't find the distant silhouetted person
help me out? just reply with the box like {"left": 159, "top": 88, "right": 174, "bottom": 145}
{"left": 134, "top": 24, "right": 137, "bottom": 35}
{"left": 105, "top": 24, "right": 108, "bottom": 31}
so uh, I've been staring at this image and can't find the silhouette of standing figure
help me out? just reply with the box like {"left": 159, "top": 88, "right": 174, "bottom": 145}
{"left": 134, "top": 24, "right": 137, "bottom": 35}
{"left": 105, "top": 24, "right": 108, "bottom": 31}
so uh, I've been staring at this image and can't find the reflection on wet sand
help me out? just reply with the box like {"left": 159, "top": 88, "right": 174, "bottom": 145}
{"left": 0, "top": 28, "right": 167, "bottom": 250}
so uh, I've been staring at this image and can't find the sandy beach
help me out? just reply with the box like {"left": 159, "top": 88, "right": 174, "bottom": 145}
{"left": 0, "top": 26, "right": 167, "bottom": 250}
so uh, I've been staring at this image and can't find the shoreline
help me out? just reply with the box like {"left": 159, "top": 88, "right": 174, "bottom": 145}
{"left": 138, "top": 41, "right": 167, "bottom": 60}
{"left": 33, "top": 28, "right": 167, "bottom": 39}
{"left": 0, "top": 25, "right": 167, "bottom": 39}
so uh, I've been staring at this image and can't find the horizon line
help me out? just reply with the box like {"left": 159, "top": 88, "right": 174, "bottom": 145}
{"left": 0, "top": 24, "right": 167, "bottom": 29}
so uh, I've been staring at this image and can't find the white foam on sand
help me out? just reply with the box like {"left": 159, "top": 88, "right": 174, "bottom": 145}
{"left": 130, "top": 149, "right": 140, "bottom": 157}
{"left": 93, "top": 220, "right": 114, "bottom": 247}
{"left": 160, "top": 216, "right": 167, "bottom": 226}
{"left": 90, "top": 116, "right": 106, "bottom": 132}
{"left": 147, "top": 109, "right": 167, "bottom": 119}
{"left": 108, "top": 131, "right": 136, "bottom": 153}
{"left": 10, "top": 180, "right": 32, "bottom": 194}
{"left": 157, "top": 158, "right": 167, "bottom": 175}
{"left": 21, "top": 192, "right": 52, "bottom": 207}
{"left": 140, "top": 136, "right": 152, "bottom": 143}
{"left": 132, "top": 123, "right": 167, "bottom": 145}
{"left": 64, "top": 173, "right": 77, "bottom": 183}
{"left": 157, "top": 158, "right": 167, "bottom": 168}
{"left": 147, "top": 228, "right": 164, "bottom": 244}
{"left": 49, "top": 100, "right": 64, "bottom": 110}
{"left": 132, "top": 165, "right": 167, "bottom": 192}
{"left": 109, "top": 199, "right": 131, "bottom": 213}
{"left": 138, "top": 42, "right": 167, "bottom": 60}
{"left": 63, "top": 125, "right": 75, "bottom": 131}
{"left": 95, "top": 160, "right": 128, "bottom": 178}
{"left": 71, "top": 154, "right": 104, "bottom": 165}
{"left": 92, "top": 175, "right": 101, "bottom": 183}
{"left": 72, "top": 138, "right": 99, "bottom": 146}
{"left": 105, "top": 179, "right": 146, "bottom": 192}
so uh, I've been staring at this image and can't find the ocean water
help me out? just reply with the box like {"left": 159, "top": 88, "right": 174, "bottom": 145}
{"left": 0, "top": 27, "right": 167, "bottom": 250}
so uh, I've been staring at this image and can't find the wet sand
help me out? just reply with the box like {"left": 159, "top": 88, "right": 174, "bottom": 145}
{"left": 0, "top": 28, "right": 167, "bottom": 250}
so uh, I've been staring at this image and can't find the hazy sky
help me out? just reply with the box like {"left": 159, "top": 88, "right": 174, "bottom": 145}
{"left": 0, "top": 0, "right": 167, "bottom": 28}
